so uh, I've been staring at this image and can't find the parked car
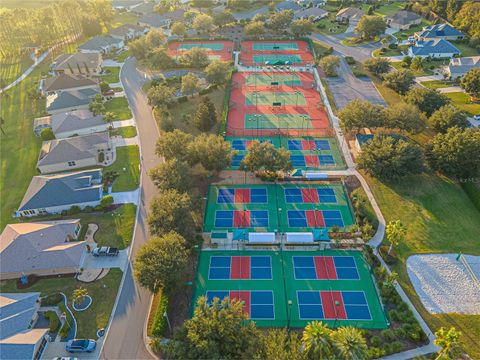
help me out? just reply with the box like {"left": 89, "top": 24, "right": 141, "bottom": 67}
{"left": 92, "top": 246, "right": 119, "bottom": 257}
{"left": 52, "top": 357, "right": 78, "bottom": 360}
{"left": 66, "top": 339, "right": 96, "bottom": 353}
{"left": 473, "top": 114, "right": 480, "bottom": 121}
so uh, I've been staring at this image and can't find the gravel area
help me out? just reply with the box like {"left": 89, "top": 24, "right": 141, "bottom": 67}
{"left": 407, "top": 254, "right": 480, "bottom": 314}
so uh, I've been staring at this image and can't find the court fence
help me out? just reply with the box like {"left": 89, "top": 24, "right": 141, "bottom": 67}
{"left": 220, "top": 69, "right": 235, "bottom": 135}
{"left": 226, "top": 128, "right": 336, "bottom": 137}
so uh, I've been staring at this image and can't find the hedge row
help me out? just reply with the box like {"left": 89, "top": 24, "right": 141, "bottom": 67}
{"left": 151, "top": 293, "right": 169, "bottom": 337}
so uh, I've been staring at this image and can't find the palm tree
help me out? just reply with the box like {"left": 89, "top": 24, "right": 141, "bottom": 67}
{"left": 434, "top": 327, "right": 462, "bottom": 360}
{"left": 302, "top": 321, "right": 334, "bottom": 359}
{"left": 386, "top": 220, "right": 407, "bottom": 256}
{"left": 331, "top": 327, "right": 367, "bottom": 360}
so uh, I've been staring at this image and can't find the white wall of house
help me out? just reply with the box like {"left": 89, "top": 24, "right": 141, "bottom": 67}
{"left": 408, "top": 49, "right": 458, "bottom": 59}
{"left": 390, "top": 19, "right": 421, "bottom": 31}
{"left": 17, "top": 199, "right": 102, "bottom": 217}
{"left": 55, "top": 124, "right": 110, "bottom": 139}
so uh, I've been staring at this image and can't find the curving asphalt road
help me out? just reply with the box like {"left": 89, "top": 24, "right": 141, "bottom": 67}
{"left": 101, "top": 57, "right": 161, "bottom": 360}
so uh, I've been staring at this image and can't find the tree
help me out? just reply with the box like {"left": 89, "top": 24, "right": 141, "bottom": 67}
{"left": 148, "top": 189, "right": 195, "bottom": 239}
{"left": 354, "top": 15, "right": 386, "bottom": 39}
{"left": 100, "top": 195, "right": 114, "bottom": 209}
{"left": 81, "top": 14, "right": 102, "bottom": 37}
{"left": 103, "top": 111, "right": 116, "bottom": 124}
{"left": 382, "top": 69, "right": 415, "bottom": 95}
{"left": 364, "top": 57, "right": 390, "bottom": 76}
{"left": 385, "top": 102, "right": 426, "bottom": 134}
{"left": 454, "top": 2, "right": 480, "bottom": 43}
{"left": 40, "top": 128, "right": 55, "bottom": 141}
{"left": 357, "top": 136, "right": 424, "bottom": 181}
{"left": 181, "top": 73, "right": 201, "bottom": 97}
{"left": 145, "top": 28, "right": 166, "bottom": 48}
{"left": 189, "top": 133, "right": 233, "bottom": 172}
{"left": 302, "top": 321, "right": 334, "bottom": 359}
{"left": 331, "top": 327, "right": 367, "bottom": 360}
{"left": 128, "top": 37, "right": 148, "bottom": 60}
{"left": 245, "top": 21, "right": 266, "bottom": 37}
{"left": 180, "top": 47, "right": 210, "bottom": 68}
{"left": 204, "top": 60, "right": 230, "bottom": 85}
{"left": 171, "top": 21, "right": 186, "bottom": 36}
{"left": 155, "top": 129, "right": 194, "bottom": 162}
{"left": 213, "top": 10, "right": 235, "bottom": 27}
{"left": 162, "top": 296, "right": 258, "bottom": 359}
{"left": 149, "top": 159, "right": 193, "bottom": 192}
{"left": 191, "top": 0, "right": 214, "bottom": 8}
{"left": 460, "top": 67, "right": 480, "bottom": 99}
{"left": 256, "top": 329, "right": 305, "bottom": 360}
{"left": 147, "top": 84, "right": 176, "bottom": 107}
{"left": 290, "top": 19, "right": 314, "bottom": 37}
{"left": 86, "top": 0, "right": 114, "bottom": 26}
{"left": 269, "top": 10, "right": 294, "bottom": 31}
{"left": 89, "top": 94, "right": 105, "bottom": 115}
{"left": 99, "top": 81, "right": 110, "bottom": 93}
{"left": 192, "top": 13, "right": 214, "bottom": 33}
{"left": 338, "top": 99, "right": 386, "bottom": 132}
{"left": 446, "top": 0, "right": 461, "bottom": 22}
{"left": 148, "top": 48, "right": 175, "bottom": 69}
{"left": 240, "top": 141, "right": 292, "bottom": 177}
{"left": 434, "top": 327, "right": 462, "bottom": 360}
{"left": 193, "top": 96, "right": 217, "bottom": 131}
{"left": 426, "top": 127, "right": 480, "bottom": 179}
{"left": 134, "top": 231, "right": 188, "bottom": 294}
{"left": 428, "top": 105, "right": 469, "bottom": 133}
{"left": 319, "top": 55, "right": 340, "bottom": 77}
{"left": 404, "top": 87, "right": 449, "bottom": 116}
{"left": 410, "top": 56, "right": 423, "bottom": 72}
{"left": 72, "top": 287, "right": 88, "bottom": 304}
{"left": 386, "top": 220, "right": 406, "bottom": 256}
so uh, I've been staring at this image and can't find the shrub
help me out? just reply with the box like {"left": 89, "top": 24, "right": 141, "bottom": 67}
{"left": 367, "top": 347, "right": 386, "bottom": 359}
{"left": 45, "top": 311, "right": 60, "bottom": 332}
{"left": 67, "top": 206, "right": 81, "bottom": 215}
{"left": 370, "top": 335, "right": 381, "bottom": 347}
{"left": 151, "top": 293, "right": 169, "bottom": 337}
{"left": 345, "top": 56, "right": 355, "bottom": 65}
{"left": 160, "top": 115, "right": 176, "bottom": 132}
{"left": 41, "top": 293, "right": 63, "bottom": 306}
{"left": 388, "top": 43, "right": 398, "bottom": 49}
{"left": 177, "top": 96, "right": 188, "bottom": 103}
{"left": 98, "top": 151, "right": 105, "bottom": 163}
{"left": 394, "top": 326, "right": 407, "bottom": 339}
{"left": 94, "top": 205, "right": 103, "bottom": 211}
{"left": 40, "top": 128, "right": 55, "bottom": 141}
{"left": 100, "top": 195, "right": 114, "bottom": 209}
{"left": 380, "top": 329, "right": 396, "bottom": 342}
{"left": 83, "top": 206, "right": 94, "bottom": 213}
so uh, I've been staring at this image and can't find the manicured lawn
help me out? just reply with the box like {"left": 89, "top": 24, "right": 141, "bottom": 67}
{"left": 395, "top": 19, "right": 431, "bottom": 40}
{"left": 364, "top": 173, "right": 480, "bottom": 358}
{"left": 105, "top": 97, "right": 133, "bottom": 120}
{"left": 373, "top": 47, "right": 404, "bottom": 57}
{"left": 420, "top": 80, "right": 456, "bottom": 89}
{"left": 0, "top": 54, "right": 34, "bottom": 87}
{"left": 311, "top": 40, "right": 333, "bottom": 59}
{"left": 390, "top": 58, "right": 449, "bottom": 77}
{"left": 106, "top": 145, "right": 140, "bottom": 192}
{"left": 445, "top": 92, "right": 480, "bottom": 116}
{"left": 115, "top": 50, "right": 131, "bottom": 63}
{"left": 314, "top": 14, "right": 348, "bottom": 35}
{"left": 373, "top": 2, "right": 404, "bottom": 16}
{"left": 368, "top": 75, "right": 402, "bottom": 106}
{"left": 0, "top": 269, "right": 123, "bottom": 339}
{"left": 111, "top": 12, "right": 140, "bottom": 28}
{"left": 341, "top": 37, "right": 378, "bottom": 47}
{"left": 110, "top": 125, "right": 137, "bottom": 138}
{"left": 451, "top": 41, "right": 480, "bottom": 57}
{"left": 101, "top": 66, "right": 120, "bottom": 84}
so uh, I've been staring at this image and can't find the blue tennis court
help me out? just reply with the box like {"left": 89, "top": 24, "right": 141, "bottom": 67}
{"left": 214, "top": 210, "right": 269, "bottom": 228}
{"left": 319, "top": 155, "right": 335, "bottom": 165}
{"left": 206, "top": 290, "right": 275, "bottom": 320}
{"left": 287, "top": 139, "right": 331, "bottom": 151}
{"left": 284, "top": 188, "right": 337, "bottom": 204}
{"left": 232, "top": 154, "right": 245, "bottom": 167}
{"left": 231, "top": 139, "right": 272, "bottom": 150}
{"left": 216, "top": 188, "right": 268, "bottom": 204}
{"left": 323, "top": 210, "right": 344, "bottom": 227}
{"left": 208, "top": 256, "right": 272, "bottom": 280}
{"left": 292, "top": 256, "right": 359, "bottom": 280}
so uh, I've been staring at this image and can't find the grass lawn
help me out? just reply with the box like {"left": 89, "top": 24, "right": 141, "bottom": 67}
{"left": 389, "top": 58, "right": 449, "bottom": 77}
{"left": 105, "top": 97, "right": 133, "bottom": 120}
{"left": 311, "top": 40, "right": 333, "bottom": 59}
{"left": 101, "top": 66, "right": 120, "bottom": 84}
{"left": 373, "top": 2, "right": 404, "bottom": 17}
{"left": 0, "top": 269, "right": 123, "bottom": 339}
{"left": 341, "top": 37, "right": 378, "bottom": 47}
{"left": 314, "top": 14, "right": 348, "bottom": 35}
{"left": 420, "top": 80, "right": 456, "bottom": 89}
{"left": 0, "top": 54, "right": 33, "bottom": 87}
{"left": 451, "top": 41, "right": 480, "bottom": 57}
{"left": 110, "top": 126, "right": 137, "bottom": 138}
{"left": 111, "top": 12, "right": 140, "bottom": 28}
{"left": 106, "top": 145, "right": 140, "bottom": 192}
{"left": 445, "top": 92, "right": 480, "bottom": 116}
{"left": 364, "top": 173, "right": 480, "bottom": 358}
{"left": 373, "top": 47, "right": 404, "bottom": 57}
{"left": 114, "top": 50, "right": 131, "bottom": 63}
{"left": 368, "top": 74, "right": 402, "bottom": 106}
{"left": 395, "top": 19, "right": 432, "bottom": 40}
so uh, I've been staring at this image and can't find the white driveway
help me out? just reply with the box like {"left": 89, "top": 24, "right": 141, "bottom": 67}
{"left": 82, "top": 250, "right": 128, "bottom": 270}
{"left": 437, "top": 86, "right": 463, "bottom": 93}
{"left": 102, "top": 59, "right": 123, "bottom": 67}
{"left": 113, "top": 136, "right": 139, "bottom": 146}
{"left": 111, "top": 189, "right": 139, "bottom": 205}
{"left": 415, "top": 74, "right": 444, "bottom": 82}
{"left": 112, "top": 119, "right": 135, "bottom": 128}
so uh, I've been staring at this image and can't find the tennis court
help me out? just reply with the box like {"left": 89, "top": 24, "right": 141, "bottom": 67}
{"left": 245, "top": 92, "right": 307, "bottom": 106}
{"left": 252, "top": 42, "right": 299, "bottom": 51}
{"left": 167, "top": 40, "right": 234, "bottom": 62}
{"left": 179, "top": 43, "right": 225, "bottom": 50}
{"left": 235, "top": 72, "right": 315, "bottom": 90}
{"left": 245, "top": 73, "right": 302, "bottom": 87}
{"left": 252, "top": 54, "right": 302, "bottom": 65}
{"left": 240, "top": 40, "right": 314, "bottom": 67}
{"left": 244, "top": 113, "right": 311, "bottom": 129}
{"left": 193, "top": 250, "right": 389, "bottom": 328}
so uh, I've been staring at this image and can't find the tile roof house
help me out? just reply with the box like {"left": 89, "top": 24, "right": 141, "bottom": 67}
{"left": 33, "top": 110, "right": 106, "bottom": 138}
{"left": 46, "top": 87, "right": 99, "bottom": 115}
{"left": 336, "top": 7, "right": 364, "bottom": 24}
{"left": 408, "top": 38, "right": 461, "bottom": 58}
{"left": 415, "top": 23, "right": 465, "bottom": 41}
{"left": 40, "top": 74, "right": 99, "bottom": 96}
{"left": 0, "top": 292, "right": 48, "bottom": 360}
{"left": 110, "top": 24, "right": 149, "bottom": 41}
{"left": 447, "top": 56, "right": 480, "bottom": 80}
{"left": 0, "top": 220, "right": 85, "bottom": 279}
{"left": 138, "top": 13, "right": 170, "bottom": 28}
{"left": 294, "top": 7, "right": 328, "bottom": 21}
{"left": 78, "top": 35, "right": 124, "bottom": 54}
{"left": 37, "top": 132, "right": 112, "bottom": 174}
{"left": 51, "top": 53, "right": 102, "bottom": 77}
{"left": 386, "top": 10, "right": 422, "bottom": 30}
{"left": 16, "top": 169, "right": 103, "bottom": 217}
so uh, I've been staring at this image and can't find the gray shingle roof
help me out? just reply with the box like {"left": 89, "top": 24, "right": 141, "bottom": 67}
{"left": 0, "top": 220, "right": 84, "bottom": 276}
{"left": 416, "top": 23, "right": 464, "bottom": 39}
{"left": 43, "top": 74, "right": 98, "bottom": 93}
{"left": 131, "top": 1, "right": 155, "bottom": 14}
{"left": 0, "top": 293, "right": 40, "bottom": 340}
{"left": 109, "top": 24, "right": 147, "bottom": 37}
{"left": 46, "top": 88, "right": 99, "bottom": 112}
{"left": 139, "top": 13, "right": 169, "bottom": 27}
{"left": 275, "top": 1, "right": 302, "bottom": 11}
{"left": 410, "top": 39, "right": 460, "bottom": 56}
{"left": 387, "top": 10, "right": 421, "bottom": 25}
{"left": 51, "top": 109, "right": 104, "bottom": 135}
{"left": 336, "top": 7, "right": 364, "bottom": 19}
{"left": 18, "top": 169, "right": 103, "bottom": 212}
{"left": 52, "top": 52, "right": 101, "bottom": 73}
{"left": 78, "top": 35, "right": 123, "bottom": 52}
{"left": 37, "top": 132, "right": 110, "bottom": 167}
{"left": 294, "top": 7, "right": 328, "bottom": 19}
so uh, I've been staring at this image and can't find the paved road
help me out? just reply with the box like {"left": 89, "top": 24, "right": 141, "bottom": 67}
{"left": 310, "top": 33, "right": 382, "bottom": 62}
{"left": 101, "top": 57, "right": 161, "bottom": 360}
{"left": 324, "top": 58, "right": 386, "bottom": 109}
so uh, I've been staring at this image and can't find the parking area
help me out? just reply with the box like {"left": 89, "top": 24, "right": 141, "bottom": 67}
{"left": 81, "top": 249, "right": 128, "bottom": 270}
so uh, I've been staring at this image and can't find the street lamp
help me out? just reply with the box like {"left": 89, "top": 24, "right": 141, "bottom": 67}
{"left": 287, "top": 300, "right": 293, "bottom": 331}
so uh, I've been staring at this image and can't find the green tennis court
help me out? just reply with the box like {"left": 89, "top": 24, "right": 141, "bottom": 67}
{"left": 252, "top": 43, "right": 299, "bottom": 51}
{"left": 245, "top": 92, "right": 307, "bottom": 106}
{"left": 179, "top": 43, "right": 224, "bottom": 50}
{"left": 244, "top": 114, "right": 312, "bottom": 129}
{"left": 245, "top": 73, "right": 302, "bottom": 86}
{"left": 192, "top": 249, "right": 389, "bottom": 329}
{"left": 253, "top": 54, "right": 302, "bottom": 64}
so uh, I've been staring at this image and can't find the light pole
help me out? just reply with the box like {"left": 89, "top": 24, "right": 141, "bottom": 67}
{"left": 287, "top": 300, "right": 293, "bottom": 332}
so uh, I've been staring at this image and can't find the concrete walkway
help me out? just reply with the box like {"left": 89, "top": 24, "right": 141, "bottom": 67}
{"left": 112, "top": 119, "right": 135, "bottom": 128}
{"left": 415, "top": 74, "right": 444, "bottom": 82}
{"left": 437, "top": 86, "right": 463, "bottom": 93}
{"left": 111, "top": 189, "right": 140, "bottom": 205}
{"left": 82, "top": 250, "right": 128, "bottom": 270}
{"left": 113, "top": 136, "right": 139, "bottom": 147}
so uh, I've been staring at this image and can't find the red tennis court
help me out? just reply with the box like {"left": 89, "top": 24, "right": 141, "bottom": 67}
{"left": 167, "top": 40, "right": 234, "bottom": 62}
{"left": 240, "top": 40, "right": 314, "bottom": 66}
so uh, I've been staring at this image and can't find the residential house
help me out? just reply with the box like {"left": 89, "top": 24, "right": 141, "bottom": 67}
{"left": 294, "top": 7, "right": 328, "bottom": 21}
{"left": 0, "top": 220, "right": 85, "bottom": 279}
{"left": 40, "top": 74, "right": 98, "bottom": 96}
{"left": 138, "top": 13, "right": 170, "bottom": 29}
{"left": 296, "top": 0, "right": 326, "bottom": 7}
{"left": 275, "top": 1, "right": 302, "bottom": 12}
{"left": 78, "top": 35, "right": 124, "bottom": 54}
{"left": 415, "top": 23, "right": 465, "bottom": 41}
{"left": 46, "top": 87, "right": 100, "bottom": 114}
{"left": 111, "top": 0, "right": 143, "bottom": 10}
{"left": 33, "top": 110, "right": 106, "bottom": 138}
{"left": 51, "top": 52, "right": 102, "bottom": 77}
{"left": 0, "top": 293, "right": 49, "bottom": 360}
{"left": 110, "top": 24, "right": 149, "bottom": 41}
{"left": 37, "top": 132, "right": 112, "bottom": 174}
{"left": 336, "top": 7, "right": 364, "bottom": 25}
{"left": 233, "top": 7, "right": 268, "bottom": 21}
{"left": 446, "top": 56, "right": 480, "bottom": 80}
{"left": 131, "top": 1, "right": 155, "bottom": 16}
{"left": 16, "top": 169, "right": 103, "bottom": 217}
{"left": 386, "top": 10, "right": 422, "bottom": 30}
{"left": 408, "top": 38, "right": 460, "bottom": 59}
